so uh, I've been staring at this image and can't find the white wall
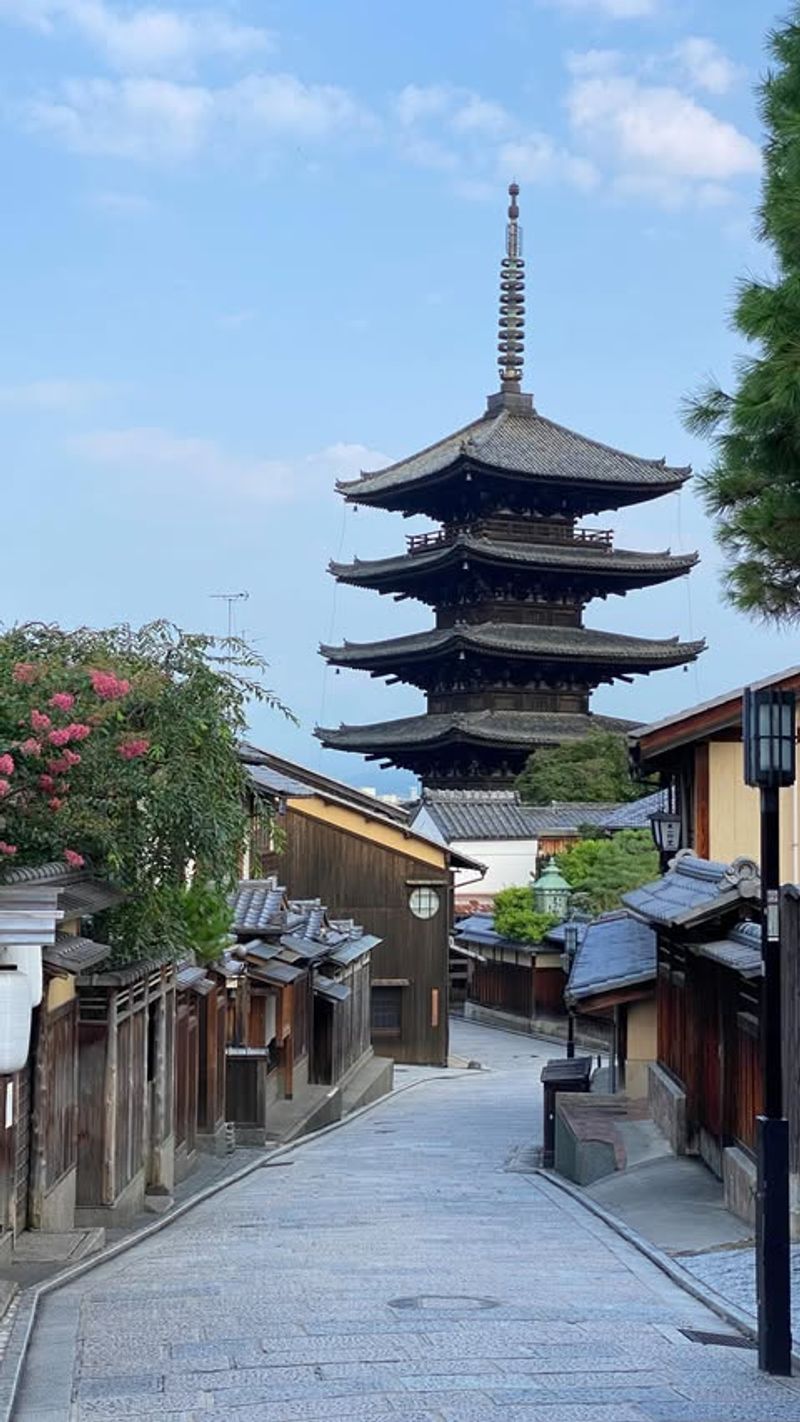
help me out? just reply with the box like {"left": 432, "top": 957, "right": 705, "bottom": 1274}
{"left": 452, "top": 838, "right": 538, "bottom": 900}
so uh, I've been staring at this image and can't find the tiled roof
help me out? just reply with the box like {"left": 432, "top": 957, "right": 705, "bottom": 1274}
{"left": 337, "top": 407, "right": 690, "bottom": 502}
{"left": 692, "top": 920, "right": 762, "bottom": 978}
{"left": 332, "top": 537, "right": 698, "bottom": 584}
{"left": 232, "top": 880, "right": 288, "bottom": 934}
{"left": 318, "top": 708, "right": 638, "bottom": 753}
{"left": 601, "top": 792, "right": 663, "bottom": 831}
{"left": 43, "top": 934, "right": 111, "bottom": 975}
{"left": 0, "top": 862, "right": 125, "bottom": 918}
{"left": 420, "top": 790, "right": 641, "bottom": 842}
{"left": 565, "top": 911, "right": 656, "bottom": 1005}
{"left": 453, "top": 912, "right": 539, "bottom": 956}
{"left": 322, "top": 622, "right": 704, "bottom": 672}
{"left": 246, "top": 762, "right": 314, "bottom": 799}
{"left": 623, "top": 853, "right": 760, "bottom": 928}
{"left": 418, "top": 789, "right": 541, "bottom": 841}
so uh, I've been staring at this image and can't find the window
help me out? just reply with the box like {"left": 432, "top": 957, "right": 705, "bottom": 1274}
{"left": 409, "top": 886, "right": 441, "bottom": 920}
{"left": 371, "top": 985, "right": 402, "bottom": 1038}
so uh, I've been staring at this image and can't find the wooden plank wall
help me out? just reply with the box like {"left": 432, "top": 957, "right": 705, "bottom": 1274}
{"left": 197, "top": 983, "right": 227, "bottom": 1136}
{"left": 271, "top": 809, "right": 449, "bottom": 1065}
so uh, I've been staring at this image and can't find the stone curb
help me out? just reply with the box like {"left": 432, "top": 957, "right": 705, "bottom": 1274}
{"left": 0, "top": 1067, "right": 466, "bottom": 1422}
{"left": 533, "top": 1168, "right": 800, "bottom": 1362}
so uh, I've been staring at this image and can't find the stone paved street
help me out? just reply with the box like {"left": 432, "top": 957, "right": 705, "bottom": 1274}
{"left": 14, "top": 1021, "right": 800, "bottom": 1420}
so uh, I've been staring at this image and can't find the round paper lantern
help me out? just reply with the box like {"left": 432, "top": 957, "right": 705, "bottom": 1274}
{"left": 0, "top": 969, "right": 32, "bottom": 1074}
{"left": 3, "top": 944, "right": 42, "bottom": 1007}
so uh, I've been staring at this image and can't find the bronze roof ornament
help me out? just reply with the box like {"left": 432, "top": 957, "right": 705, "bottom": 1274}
{"left": 498, "top": 181, "right": 525, "bottom": 395}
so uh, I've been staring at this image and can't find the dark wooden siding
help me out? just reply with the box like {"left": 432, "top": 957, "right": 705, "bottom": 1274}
{"left": 266, "top": 808, "right": 449, "bottom": 1065}
{"left": 44, "top": 1001, "right": 78, "bottom": 1190}
{"left": 534, "top": 966, "right": 566, "bottom": 1015}
{"left": 175, "top": 993, "right": 199, "bottom": 1155}
{"left": 197, "top": 981, "right": 226, "bottom": 1136}
{"left": 471, "top": 960, "right": 533, "bottom": 1017}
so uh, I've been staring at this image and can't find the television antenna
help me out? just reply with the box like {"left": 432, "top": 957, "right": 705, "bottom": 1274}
{"left": 210, "top": 591, "right": 249, "bottom": 644}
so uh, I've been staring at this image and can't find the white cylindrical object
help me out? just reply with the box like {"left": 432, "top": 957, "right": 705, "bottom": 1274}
{"left": 3, "top": 944, "right": 42, "bottom": 1007}
{"left": 0, "top": 970, "right": 32, "bottom": 1074}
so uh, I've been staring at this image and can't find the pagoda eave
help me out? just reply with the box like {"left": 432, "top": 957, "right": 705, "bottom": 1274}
{"left": 316, "top": 708, "right": 640, "bottom": 755}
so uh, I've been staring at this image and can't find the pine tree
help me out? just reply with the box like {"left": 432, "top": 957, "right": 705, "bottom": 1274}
{"left": 685, "top": 13, "right": 800, "bottom": 620}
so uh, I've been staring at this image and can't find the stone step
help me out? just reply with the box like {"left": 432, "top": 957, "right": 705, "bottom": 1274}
{"left": 11, "top": 1228, "right": 105, "bottom": 1264}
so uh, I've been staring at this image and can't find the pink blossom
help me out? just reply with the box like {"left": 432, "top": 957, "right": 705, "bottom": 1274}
{"left": 63, "top": 849, "right": 85, "bottom": 868}
{"left": 0, "top": 780, "right": 10, "bottom": 798}
{"left": 0, "top": 754, "right": 14, "bottom": 776}
{"left": 89, "top": 670, "right": 130, "bottom": 701}
{"left": 118, "top": 737, "right": 150, "bottom": 761}
{"left": 0, "top": 842, "right": 18, "bottom": 857}
{"left": 48, "top": 728, "right": 72, "bottom": 747}
{"left": 38, "top": 774, "right": 56, "bottom": 793}
{"left": 19, "top": 738, "right": 41, "bottom": 757}
{"left": 48, "top": 797, "right": 63, "bottom": 812}
{"left": 30, "top": 709, "right": 51, "bottom": 732}
{"left": 65, "top": 723, "right": 92, "bottom": 742}
{"left": 12, "top": 663, "right": 36, "bottom": 684}
{"left": 49, "top": 692, "right": 75, "bottom": 712}
{"left": 64, "top": 749, "right": 81, "bottom": 767}
{"left": 47, "top": 758, "right": 70, "bottom": 776}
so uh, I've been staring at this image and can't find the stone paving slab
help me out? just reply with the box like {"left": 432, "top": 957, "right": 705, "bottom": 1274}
{"left": 12, "top": 1022, "right": 800, "bottom": 1422}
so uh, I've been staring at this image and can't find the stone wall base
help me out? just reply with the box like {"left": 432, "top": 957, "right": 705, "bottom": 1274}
{"left": 75, "top": 1167, "right": 145, "bottom": 1229}
{"left": 722, "top": 1145, "right": 756, "bottom": 1229}
{"left": 648, "top": 1062, "right": 687, "bottom": 1155}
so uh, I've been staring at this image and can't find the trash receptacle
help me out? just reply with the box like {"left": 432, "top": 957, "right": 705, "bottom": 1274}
{"left": 540, "top": 1056, "right": 592, "bottom": 1168}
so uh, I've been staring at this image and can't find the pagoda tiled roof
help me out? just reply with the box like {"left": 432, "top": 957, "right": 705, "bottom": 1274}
{"left": 321, "top": 622, "right": 705, "bottom": 673}
{"left": 331, "top": 536, "right": 698, "bottom": 585}
{"left": 337, "top": 406, "right": 690, "bottom": 505}
{"left": 317, "top": 708, "right": 638, "bottom": 753}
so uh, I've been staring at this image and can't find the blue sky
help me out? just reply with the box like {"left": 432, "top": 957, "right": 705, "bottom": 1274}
{"left": 0, "top": 0, "right": 792, "bottom": 793}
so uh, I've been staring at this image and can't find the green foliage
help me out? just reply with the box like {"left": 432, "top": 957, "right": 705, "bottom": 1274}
{"left": 180, "top": 876, "right": 235, "bottom": 965}
{"left": 493, "top": 886, "right": 559, "bottom": 945}
{"left": 556, "top": 829, "right": 658, "bottom": 915}
{"left": 0, "top": 620, "right": 292, "bottom": 964}
{"left": 516, "top": 732, "right": 649, "bottom": 804}
{"left": 684, "top": 13, "right": 800, "bottom": 620}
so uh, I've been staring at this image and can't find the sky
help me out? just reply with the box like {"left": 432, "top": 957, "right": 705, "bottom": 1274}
{"left": 0, "top": 0, "right": 794, "bottom": 795}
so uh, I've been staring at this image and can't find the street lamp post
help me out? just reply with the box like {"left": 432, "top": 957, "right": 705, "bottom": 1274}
{"left": 649, "top": 799, "right": 682, "bottom": 874}
{"left": 563, "top": 921, "right": 579, "bottom": 1059}
{"left": 743, "top": 684, "right": 796, "bottom": 1376}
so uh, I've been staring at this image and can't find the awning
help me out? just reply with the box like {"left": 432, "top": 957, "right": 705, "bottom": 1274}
{"left": 314, "top": 975, "right": 351, "bottom": 1003}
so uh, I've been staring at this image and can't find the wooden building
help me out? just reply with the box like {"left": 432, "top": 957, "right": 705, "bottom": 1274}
{"left": 318, "top": 183, "right": 700, "bottom": 789}
{"left": 453, "top": 912, "right": 567, "bottom": 1029}
{"left": 242, "top": 747, "right": 480, "bottom": 1065}
{"left": 0, "top": 863, "right": 122, "bottom": 1243}
{"left": 557, "top": 911, "right": 656, "bottom": 1099}
{"left": 624, "top": 853, "right": 763, "bottom": 1224}
{"left": 75, "top": 957, "right": 177, "bottom": 1227}
{"left": 225, "top": 880, "right": 380, "bottom": 1140}
{"left": 194, "top": 964, "right": 227, "bottom": 1156}
{"left": 630, "top": 665, "right": 800, "bottom": 878}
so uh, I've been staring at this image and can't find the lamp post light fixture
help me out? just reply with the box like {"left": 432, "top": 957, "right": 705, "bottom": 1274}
{"left": 532, "top": 859, "right": 571, "bottom": 919}
{"left": 649, "top": 804, "right": 682, "bottom": 873}
{"left": 743, "top": 684, "right": 796, "bottom": 1377}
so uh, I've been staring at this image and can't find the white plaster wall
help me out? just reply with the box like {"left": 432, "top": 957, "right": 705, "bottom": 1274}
{"left": 451, "top": 838, "right": 538, "bottom": 898}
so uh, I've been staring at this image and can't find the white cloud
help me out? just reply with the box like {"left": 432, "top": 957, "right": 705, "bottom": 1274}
{"left": 27, "top": 73, "right": 374, "bottom": 162}
{"left": 566, "top": 54, "right": 760, "bottom": 202}
{"left": 544, "top": 0, "right": 658, "bottom": 17}
{"left": 0, "top": 379, "right": 110, "bottom": 410}
{"left": 72, "top": 429, "right": 390, "bottom": 503}
{"left": 394, "top": 82, "right": 591, "bottom": 196}
{"left": 0, "top": 1, "right": 271, "bottom": 75}
{"left": 673, "top": 37, "right": 743, "bottom": 96}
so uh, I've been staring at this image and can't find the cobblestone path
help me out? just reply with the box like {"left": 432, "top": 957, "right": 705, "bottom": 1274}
{"left": 14, "top": 1022, "right": 800, "bottom": 1420}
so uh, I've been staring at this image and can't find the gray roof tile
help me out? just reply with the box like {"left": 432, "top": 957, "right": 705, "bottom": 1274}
{"left": 623, "top": 854, "right": 760, "bottom": 927}
{"left": 338, "top": 407, "right": 689, "bottom": 501}
{"left": 322, "top": 621, "right": 704, "bottom": 671}
{"left": 319, "top": 708, "right": 638, "bottom": 753}
{"left": 332, "top": 536, "right": 698, "bottom": 584}
{"left": 566, "top": 911, "right": 656, "bottom": 1004}
{"left": 601, "top": 792, "right": 663, "bottom": 831}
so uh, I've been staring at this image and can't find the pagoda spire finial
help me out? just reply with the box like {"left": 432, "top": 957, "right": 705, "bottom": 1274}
{"left": 497, "top": 181, "right": 525, "bottom": 395}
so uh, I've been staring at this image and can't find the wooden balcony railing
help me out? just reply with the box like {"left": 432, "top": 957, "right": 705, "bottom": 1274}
{"left": 405, "top": 524, "right": 614, "bottom": 555}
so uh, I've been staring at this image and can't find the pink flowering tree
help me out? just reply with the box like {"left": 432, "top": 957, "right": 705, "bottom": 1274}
{"left": 0, "top": 622, "right": 291, "bottom": 963}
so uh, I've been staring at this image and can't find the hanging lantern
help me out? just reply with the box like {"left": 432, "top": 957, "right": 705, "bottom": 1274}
{"left": 3, "top": 944, "right": 42, "bottom": 1007}
{"left": 0, "top": 968, "right": 32, "bottom": 1074}
{"left": 531, "top": 859, "right": 571, "bottom": 918}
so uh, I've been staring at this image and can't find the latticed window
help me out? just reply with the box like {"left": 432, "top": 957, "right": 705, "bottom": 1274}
{"left": 372, "top": 986, "right": 402, "bottom": 1037}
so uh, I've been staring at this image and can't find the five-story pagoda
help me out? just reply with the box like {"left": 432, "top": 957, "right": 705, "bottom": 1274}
{"left": 317, "top": 185, "right": 702, "bottom": 788}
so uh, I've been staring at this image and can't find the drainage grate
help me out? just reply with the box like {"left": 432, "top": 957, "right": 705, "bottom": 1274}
{"left": 680, "top": 1329, "right": 755, "bottom": 1350}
